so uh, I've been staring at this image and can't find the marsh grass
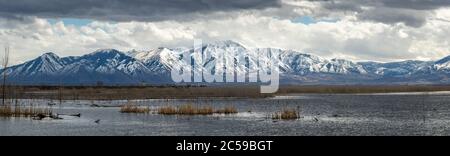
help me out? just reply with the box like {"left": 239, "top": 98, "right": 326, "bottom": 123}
{"left": 158, "top": 104, "right": 213, "bottom": 115}
{"left": 120, "top": 103, "right": 150, "bottom": 114}
{"left": 158, "top": 104, "right": 238, "bottom": 115}
{"left": 272, "top": 108, "right": 300, "bottom": 120}
{"left": 178, "top": 104, "right": 214, "bottom": 115}
{"left": 6, "top": 86, "right": 269, "bottom": 100}
{"left": 157, "top": 105, "right": 178, "bottom": 115}
{"left": 0, "top": 105, "right": 52, "bottom": 117}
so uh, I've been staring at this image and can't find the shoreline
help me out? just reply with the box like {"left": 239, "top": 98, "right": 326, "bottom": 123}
{"left": 2, "top": 85, "right": 450, "bottom": 100}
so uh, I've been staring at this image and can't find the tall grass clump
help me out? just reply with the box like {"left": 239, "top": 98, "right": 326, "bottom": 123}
{"left": 158, "top": 104, "right": 238, "bottom": 115}
{"left": 0, "top": 105, "right": 52, "bottom": 118}
{"left": 120, "top": 103, "right": 150, "bottom": 114}
{"left": 272, "top": 108, "right": 300, "bottom": 120}
{"left": 158, "top": 104, "right": 214, "bottom": 115}
{"left": 157, "top": 105, "right": 178, "bottom": 115}
{"left": 177, "top": 104, "right": 214, "bottom": 115}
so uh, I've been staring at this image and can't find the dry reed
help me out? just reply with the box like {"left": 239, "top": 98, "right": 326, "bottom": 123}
{"left": 272, "top": 108, "right": 299, "bottom": 120}
{"left": 158, "top": 104, "right": 237, "bottom": 115}
{"left": 0, "top": 105, "right": 52, "bottom": 117}
{"left": 120, "top": 103, "right": 150, "bottom": 114}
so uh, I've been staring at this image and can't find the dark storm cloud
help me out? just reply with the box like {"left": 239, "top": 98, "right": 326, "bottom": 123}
{"left": 2, "top": 0, "right": 450, "bottom": 27}
{"left": 357, "top": 7, "right": 429, "bottom": 27}
{"left": 305, "top": 0, "right": 450, "bottom": 27}
{"left": 380, "top": 0, "right": 450, "bottom": 10}
{"left": 0, "top": 0, "right": 281, "bottom": 21}
{"left": 318, "top": 0, "right": 450, "bottom": 11}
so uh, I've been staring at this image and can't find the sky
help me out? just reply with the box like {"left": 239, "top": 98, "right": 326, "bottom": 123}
{"left": 1, "top": 0, "right": 450, "bottom": 65}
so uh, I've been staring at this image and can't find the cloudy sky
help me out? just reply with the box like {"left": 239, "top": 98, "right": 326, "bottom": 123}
{"left": 1, "top": 0, "right": 450, "bottom": 65}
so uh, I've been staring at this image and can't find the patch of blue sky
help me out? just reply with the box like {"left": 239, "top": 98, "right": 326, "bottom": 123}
{"left": 291, "top": 16, "right": 339, "bottom": 25}
{"left": 47, "top": 18, "right": 93, "bottom": 26}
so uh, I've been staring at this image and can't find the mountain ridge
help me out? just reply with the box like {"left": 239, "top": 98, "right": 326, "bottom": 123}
{"left": 2, "top": 40, "right": 450, "bottom": 85}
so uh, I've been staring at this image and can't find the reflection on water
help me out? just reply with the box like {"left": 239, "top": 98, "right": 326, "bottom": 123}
{"left": 1, "top": 92, "right": 450, "bottom": 136}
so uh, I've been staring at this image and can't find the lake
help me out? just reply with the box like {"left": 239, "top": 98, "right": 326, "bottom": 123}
{"left": 1, "top": 92, "right": 450, "bottom": 136}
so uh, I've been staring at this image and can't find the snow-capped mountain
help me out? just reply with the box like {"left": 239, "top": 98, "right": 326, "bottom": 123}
{"left": 128, "top": 47, "right": 185, "bottom": 75}
{"left": 359, "top": 60, "right": 434, "bottom": 77}
{"left": 2, "top": 49, "right": 167, "bottom": 85}
{"left": 129, "top": 41, "right": 368, "bottom": 77}
{"left": 2, "top": 40, "right": 450, "bottom": 85}
{"left": 278, "top": 50, "right": 367, "bottom": 75}
{"left": 71, "top": 49, "right": 151, "bottom": 76}
{"left": 434, "top": 55, "right": 450, "bottom": 72}
{"left": 4, "top": 52, "right": 65, "bottom": 77}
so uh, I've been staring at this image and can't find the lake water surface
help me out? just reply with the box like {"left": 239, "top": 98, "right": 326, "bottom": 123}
{"left": 1, "top": 92, "right": 450, "bottom": 136}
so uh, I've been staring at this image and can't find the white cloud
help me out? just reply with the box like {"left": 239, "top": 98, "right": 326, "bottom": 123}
{"left": 1, "top": 10, "right": 450, "bottom": 65}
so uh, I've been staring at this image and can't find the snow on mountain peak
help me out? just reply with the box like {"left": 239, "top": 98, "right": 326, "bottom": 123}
{"left": 435, "top": 55, "right": 450, "bottom": 64}
{"left": 434, "top": 55, "right": 450, "bottom": 71}
{"left": 3, "top": 51, "right": 65, "bottom": 76}
{"left": 93, "top": 49, "right": 120, "bottom": 53}
{"left": 124, "top": 41, "right": 370, "bottom": 76}
{"left": 85, "top": 49, "right": 132, "bottom": 62}
{"left": 204, "top": 40, "right": 247, "bottom": 50}
{"left": 41, "top": 52, "right": 59, "bottom": 58}
{"left": 4, "top": 40, "right": 450, "bottom": 85}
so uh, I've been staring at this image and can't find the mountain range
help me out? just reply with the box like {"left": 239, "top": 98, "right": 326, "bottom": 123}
{"left": 2, "top": 40, "right": 450, "bottom": 85}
